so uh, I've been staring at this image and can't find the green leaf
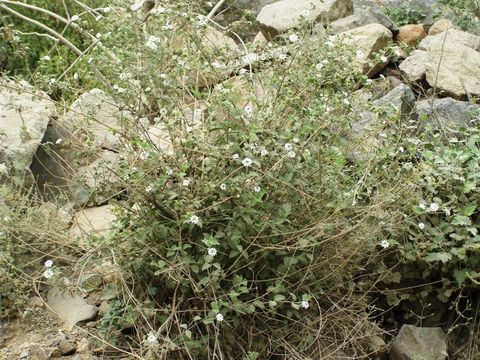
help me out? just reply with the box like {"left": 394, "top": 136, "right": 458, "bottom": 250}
{"left": 454, "top": 269, "right": 468, "bottom": 285}
{"left": 463, "top": 204, "right": 476, "bottom": 217}
{"left": 424, "top": 252, "right": 452, "bottom": 263}
{"left": 451, "top": 215, "right": 471, "bottom": 226}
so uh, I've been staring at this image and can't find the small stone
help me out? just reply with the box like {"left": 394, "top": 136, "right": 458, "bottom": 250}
{"left": 59, "top": 340, "right": 76, "bottom": 356}
{"left": 397, "top": 24, "right": 427, "bottom": 46}
{"left": 428, "top": 19, "right": 459, "bottom": 36}
{"left": 389, "top": 325, "right": 447, "bottom": 360}
{"left": 19, "top": 350, "right": 29, "bottom": 359}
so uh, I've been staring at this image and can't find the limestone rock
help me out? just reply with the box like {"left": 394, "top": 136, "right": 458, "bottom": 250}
{"left": 48, "top": 288, "right": 98, "bottom": 331}
{"left": 257, "top": 0, "right": 354, "bottom": 38}
{"left": 373, "top": 83, "right": 415, "bottom": 120}
{"left": 69, "top": 205, "right": 117, "bottom": 243}
{"left": 399, "top": 50, "right": 428, "bottom": 82}
{"left": 58, "top": 340, "right": 76, "bottom": 356}
{"left": 415, "top": 97, "right": 480, "bottom": 130}
{"left": 428, "top": 19, "right": 459, "bottom": 36}
{"left": 339, "top": 23, "right": 393, "bottom": 77}
{"left": 78, "top": 150, "right": 121, "bottom": 190}
{"left": 57, "top": 88, "right": 134, "bottom": 151}
{"left": 425, "top": 43, "right": 480, "bottom": 98}
{"left": 0, "top": 79, "right": 55, "bottom": 171}
{"left": 397, "top": 24, "right": 427, "bottom": 46}
{"left": 328, "top": 8, "right": 398, "bottom": 34}
{"left": 419, "top": 29, "right": 480, "bottom": 52}
{"left": 144, "top": 123, "right": 174, "bottom": 155}
{"left": 389, "top": 325, "right": 448, "bottom": 360}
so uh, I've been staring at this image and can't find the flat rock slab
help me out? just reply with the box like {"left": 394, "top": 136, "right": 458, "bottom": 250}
{"left": 425, "top": 43, "right": 480, "bottom": 98}
{"left": 257, "top": 0, "right": 353, "bottom": 38}
{"left": 419, "top": 29, "right": 480, "bottom": 51}
{"left": 389, "top": 325, "right": 447, "bottom": 360}
{"left": 69, "top": 205, "right": 117, "bottom": 244}
{"left": 415, "top": 97, "right": 480, "bottom": 130}
{"left": 48, "top": 287, "right": 98, "bottom": 331}
{"left": 0, "top": 79, "right": 55, "bottom": 171}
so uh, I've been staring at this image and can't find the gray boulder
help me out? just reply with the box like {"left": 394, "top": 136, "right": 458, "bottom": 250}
{"left": 328, "top": 8, "right": 398, "bottom": 34}
{"left": 256, "top": 0, "right": 354, "bottom": 38}
{"left": 399, "top": 50, "right": 428, "bottom": 83}
{"left": 419, "top": 29, "right": 480, "bottom": 52}
{"left": 0, "top": 79, "right": 55, "bottom": 172}
{"left": 415, "top": 97, "right": 480, "bottom": 130}
{"left": 389, "top": 325, "right": 448, "bottom": 360}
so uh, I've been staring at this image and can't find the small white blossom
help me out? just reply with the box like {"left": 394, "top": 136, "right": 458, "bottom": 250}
{"left": 284, "top": 143, "right": 293, "bottom": 152}
{"left": 220, "top": 183, "right": 227, "bottom": 191}
{"left": 49, "top": 78, "right": 56, "bottom": 85}
{"left": 244, "top": 105, "right": 254, "bottom": 116}
{"left": 186, "top": 125, "right": 193, "bottom": 133}
{"left": 242, "top": 157, "right": 253, "bottom": 167}
{"left": 289, "top": 34, "right": 299, "bottom": 43}
{"left": 162, "top": 23, "right": 173, "bottom": 31}
{"left": 292, "top": 137, "right": 300, "bottom": 143}
{"left": 380, "top": 240, "right": 390, "bottom": 249}
{"left": 130, "top": 2, "right": 142, "bottom": 11}
{"left": 380, "top": 55, "right": 388, "bottom": 63}
{"left": 182, "top": 179, "right": 191, "bottom": 187}
{"left": 55, "top": 138, "right": 63, "bottom": 145}
{"left": 343, "top": 98, "right": 350, "bottom": 106}
{"left": 146, "top": 332, "right": 158, "bottom": 345}
{"left": 399, "top": 146, "right": 405, "bottom": 153}
{"left": 287, "top": 151, "right": 296, "bottom": 158}
{"left": 444, "top": 208, "right": 451, "bottom": 216}
{"left": 71, "top": 15, "right": 80, "bottom": 22}
{"left": 207, "top": 248, "right": 217, "bottom": 257}
{"left": 232, "top": 153, "right": 239, "bottom": 160}
{"left": 419, "top": 203, "right": 426, "bottom": 210}
{"left": 238, "top": 68, "right": 248, "bottom": 75}
{"left": 197, "top": 15, "right": 208, "bottom": 27}
{"left": 249, "top": 143, "right": 257, "bottom": 150}
{"left": 166, "top": 168, "right": 173, "bottom": 176}
{"left": 253, "top": 185, "right": 261, "bottom": 193}
{"left": 301, "top": 300, "right": 309, "bottom": 309}
{"left": 418, "top": 222, "right": 425, "bottom": 230}
{"left": 394, "top": 48, "right": 402, "bottom": 57}
{"left": 365, "top": 79, "right": 373, "bottom": 85}
{"left": 189, "top": 215, "right": 200, "bottom": 225}
{"left": 42, "top": 55, "right": 51, "bottom": 61}
{"left": 139, "top": 151, "right": 149, "bottom": 160}
{"left": 215, "top": 313, "right": 224, "bottom": 322}
{"left": 429, "top": 203, "right": 439, "bottom": 212}
{"left": 73, "top": 72, "right": 79, "bottom": 80}
{"left": 43, "top": 268, "right": 54, "bottom": 279}
{"left": 260, "top": 149, "right": 269, "bottom": 157}
{"left": 145, "top": 185, "right": 154, "bottom": 193}
{"left": 3, "top": 216, "right": 11, "bottom": 222}
{"left": 301, "top": 9, "right": 310, "bottom": 17}
{"left": 277, "top": 53, "right": 288, "bottom": 61}
{"left": 356, "top": 50, "right": 365, "bottom": 59}
{"left": 44, "top": 259, "right": 54, "bottom": 268}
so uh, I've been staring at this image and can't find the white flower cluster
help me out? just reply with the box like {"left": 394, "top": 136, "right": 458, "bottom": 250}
{"left": 43, "top": 259, "right": 54, "bottom": 279}
{"left": 145, "top": 35, "right": 161, "bottom": 50}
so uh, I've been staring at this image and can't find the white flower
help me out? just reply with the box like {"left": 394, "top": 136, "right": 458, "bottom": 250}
{"left": 95, "top": 33, "right": 101, "bottom": 39}
{"left": 71, "top": 15, "right": 80, "bottom": 22}
{"left": 162, "top": 23, "right": 173, "bottom": 30}
{"left": 215, "top": 313, "right": 224, "bottom": 322}
{"left": 182, "top": 179, "right": 191, "bottom": 187}
{"left": 145, "top": 185, "right": 154, "bottom": 193}
{"left": 42, "top": 55, "right": 51, "bottom": 61}
{"left": 55, "top": 138, "right": 63, "bottom": 145}
{"left": 284, "top": 143, "right": 293, "bottom": 152}
{"left": 189, "top": 215, "right": 200, "bottom": 225}
{"left": 301, "top": 9, "right": 310, "bottom": 18}
{"left": 3, "top": 216, "right": 11, "bottom": 222}
{"left": 146, "top": 35, "right": 161, "bottom": 50}
{"left": 238, "top": 68, "right": 248, "bottom": 75}
{"left": 365, "top": 79, "right": 373, "bottom": 85}
{"left": 220, "top": 183, "right": 227, "bottom": 191}
{"left": 43, "top": 268, "right": 54, "bottom": 279}
{"left": 380, "top": 55, "right": 388, "bottom": 63}
{"left": 44, "top": 259, "right": 54, "bottom": 268}
{"left": 260, "top": 149, "right": 269, "bottom": 157}
{"left": 73, "top": 72, "right": 79, "bottom": 80}
{"left": 380, "top": 240, "right": 390, "bottom": 249}
{"left": 130, "top": 2, "right": 142, "bottom": 11}
{"left": 399, "top": 146, "right": 405, "bottom": 153}
{"left": 139, "top": 151, "right": 149, "bottom": 160}
{"left": 186, "top": 125, "right": 193, "bottom": 133}
{"left": 394, "top": 48, "right": 402, "bottom": 57}
{"left": 325, "top": 41, "right": 334, "bottom": 48}
{"left": 287, "top": 151, "right": 296, "bottom": 158}
{"left": 212, "top": 61, "right": 222, "bottom": 68}
{"left": 49, "top": 78, "right": 56, "bottom": 85}
{"left": 356, "top": 50, "right": 365, "bottom": 59}
{"left": 232, "top": 153, "right": 239, "bottom": 160}
{"left": 0, "top": 163, "right": 7, "bottom": 175}
{"left": 146, "top": 332, "right": 158, "bottom": 345}
{"left": 242, "top": 157, "right": 253, "bottom": 167}
{"left": 249, "top": 143, "right": 257, "bottom": 150}
{"left": 166, "top": 168, "right": 173, "bottom": 176}
{"left": 292, "top": 137, "right": 300, "bottom": 143}
{"left": 207, "top": 248, "right": 217, "bottom": 257}
{"left": 301, "top": 300, "right": 309, "bottom": 309}
{"left": 277, "top": 53, "right": 288, "bottom": 61}
{"left": 253, "top": 186, "right": 261, "bottom": 193}
{"left": 153, "top": 6, "right": 166, "bottom": 14}
{"left": 289, "top": 34, "right": 299, "bottom": 43}
{"left": 418, "top": 222, "right": 425, "bottom": 230}
{"left": 197, "top": 15, "right": 208, "bottom": 27}
{"left": 244, "top": 105, "right": 254, "bottom": 116}
{"left": 419, "top": 203, "right": 426, "bottom": 210}
{"left": 429, "top": 203, "right": 439, "bottom": 212}
{"left": 343, "top": 98, "right": 350, "bottom": 106}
